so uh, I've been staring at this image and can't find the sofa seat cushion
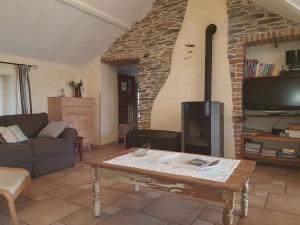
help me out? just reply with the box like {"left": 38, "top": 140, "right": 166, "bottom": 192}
{"left": 0, "top": 143, "right": 32, "bottom": 164}
{"left": 24, "top": 138, "right": 68, "bottom": 157}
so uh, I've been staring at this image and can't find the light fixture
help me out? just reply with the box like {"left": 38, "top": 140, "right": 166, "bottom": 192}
{"left": 286, "top": 0, "right": 300, "bottom": 11}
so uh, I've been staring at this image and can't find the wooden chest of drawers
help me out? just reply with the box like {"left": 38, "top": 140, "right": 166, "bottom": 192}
{"left": 48, "top": 97, "right": 96, "bottom": 144}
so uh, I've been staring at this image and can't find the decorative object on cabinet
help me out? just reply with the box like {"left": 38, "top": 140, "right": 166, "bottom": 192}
{"left": 67, "top": 79, "right": 84, "bottom": 97}
{"left": 48, "top": 97, "right": 96, "bottom": 151}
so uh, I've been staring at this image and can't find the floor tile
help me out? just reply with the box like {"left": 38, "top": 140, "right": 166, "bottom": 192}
{"left": 35, "top": 194, "right": 52, "bottom": 202}
{"left": 0, "top": 211, "right": 27, "bottom": 225}
{"left": 109, "top": 182, "right": 137, "bottom": 192}
{"left": 239, "top": 207, "right": 300, "bottom": 225}
{"left": 101, "top": 179, "right": 116, "bottom": 187}
{"left": 271, "top": 180, "right": 285, "bottom": 186}
{"left": 79, "top": 183, "right": 93, "bottom": 189}
{"left": 67, "top": 188, "right": 125, "bottom": 208}
{"left": 59, "top": 207, "right": 109, "bottom": 225}
{"left": 42, "top": 170, "right": 70, "bottom": 181}
{"left": 53, "top": 171, "right": 91, "bottom": 186}
{"left": 74, "top": 164, "right": 91, "bottom": 173}
{"left": 250, "top": 171, "right": 272, "bottom": 183}
{"left": 48, "top": 185, "right": 84, "bottom": 199}
{"left": 273, "top": 173, "right": 300, "bottom": 184}
{"left": 198, "top": 205, "right": 239, "bottom": 225}
{"left": 0, "top": 196, "right": 36, "bottom": 214}
{"left": 99, "top": 209, "right": 168, "bottom": 225}
{"left": 191, "top": 219, "right": 214, "bottom": 225}
{"left": 251, "top": 190, "right": 268, "bottom": 198}
{"left": 266, "top": 194, "right": 300, "bottom": 216}
{"left": 18, "top": 198, "right": 82, "bottom": 225}
{"left": 142, "top": 195, "right": 205, "bottom": 225}
{"left": 102, "top": 205, "right": 122, "bottom": 215}
{"left": 32, "top": 178, "right": 64, "bottom": 195}
{"left": 248, "top": 194, "right": 267, "bottom": 208}
{"left": 144, "top": 191, "right": 162, "bottom": 199}
{"left": 114, "top": 193, "right": 153, "bottom": 211}
{"left": 286, "top": 182, "right": 300, "bottom": 197}
{"left": 253, "top": 183, "right": 285, "bottom": 194}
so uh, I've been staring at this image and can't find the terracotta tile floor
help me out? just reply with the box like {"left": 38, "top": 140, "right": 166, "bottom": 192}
{"left": 1, "top": 143, "right": 300, "bottom": 225}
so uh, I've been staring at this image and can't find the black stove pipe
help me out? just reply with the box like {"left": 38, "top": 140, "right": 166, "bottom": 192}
{"left": 204, "top": 24, "right": 217, "bottom": 102}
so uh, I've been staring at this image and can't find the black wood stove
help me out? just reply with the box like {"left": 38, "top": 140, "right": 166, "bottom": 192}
{"left": 181, "top": 24, "right": 224, "bottom": 157}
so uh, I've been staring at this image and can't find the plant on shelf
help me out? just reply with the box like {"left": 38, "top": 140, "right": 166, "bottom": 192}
{"left": 67, "top": 78, "right": 84, "bottom": 97}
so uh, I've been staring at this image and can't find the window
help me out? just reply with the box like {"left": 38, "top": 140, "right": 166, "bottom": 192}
{"left": 0, "top": 66, "right": 20, "bottom": 116}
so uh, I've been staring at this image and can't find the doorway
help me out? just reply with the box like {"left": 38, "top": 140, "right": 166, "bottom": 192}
{"left": 117, "top": 64, "right": 139, "bottom": 143}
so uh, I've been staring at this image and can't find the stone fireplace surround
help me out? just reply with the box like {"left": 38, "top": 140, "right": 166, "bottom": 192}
{"left": 102, "top": 0, "right": 300, "bottom": 158}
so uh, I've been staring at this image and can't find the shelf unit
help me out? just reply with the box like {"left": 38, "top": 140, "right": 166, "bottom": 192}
{"left": 243, "top": 115, "right": 300, "bottom": 119}
{"left": 241, "top": 133, "right": 300, "bottom": 166}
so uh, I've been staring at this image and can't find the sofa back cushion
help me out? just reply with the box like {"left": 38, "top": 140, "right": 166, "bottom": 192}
{"left": 0, "top": 117, "right": 6, "bottom": 127}
{"left": 4, "top": 113, "right": 49, "bottom": 138}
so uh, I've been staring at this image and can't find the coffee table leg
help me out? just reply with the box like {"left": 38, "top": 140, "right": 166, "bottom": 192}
{"left": 92, "top": 167, "right": 101, "bottom": 217}
{"left": 241, "top": 180, "right": 249, "bottom": 217}
{"left": 223, "top": 191, "right": 234, "bottom": 225}
{"left": 134, "top": 184, "right": 140, "bottom": 192}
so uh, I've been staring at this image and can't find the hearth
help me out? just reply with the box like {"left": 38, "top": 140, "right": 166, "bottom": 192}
{"left": 181, "top": 24, "right": 224, "bottom": 157}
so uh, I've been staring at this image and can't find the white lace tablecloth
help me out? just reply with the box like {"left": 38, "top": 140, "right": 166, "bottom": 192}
{"left": 104, "top": 149, "right": 240, "bottom": 183}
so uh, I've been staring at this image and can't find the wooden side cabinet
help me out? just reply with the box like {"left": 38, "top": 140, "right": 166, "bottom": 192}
{"left": 48, "top": 97, "right": 96, "bottom": 145}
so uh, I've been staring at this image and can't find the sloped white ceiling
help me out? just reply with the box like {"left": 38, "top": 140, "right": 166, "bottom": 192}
{"left": 0, "top": 0, "right": 153, "bottom": 66}
{"left": 252, "top": 0, "right": 300, "bottom": 22}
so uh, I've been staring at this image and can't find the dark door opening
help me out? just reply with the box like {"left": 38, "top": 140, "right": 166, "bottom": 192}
{"left": 117, "top": 64, "right": 139, "bottom": 143}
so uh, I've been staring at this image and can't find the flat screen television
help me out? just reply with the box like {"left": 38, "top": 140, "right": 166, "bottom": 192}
{"left": 243, "top": 74, "right": 300, "bottom": 110}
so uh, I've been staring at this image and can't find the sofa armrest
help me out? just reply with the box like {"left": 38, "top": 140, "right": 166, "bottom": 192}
{"left": 59, "top": 128, "right": 78, "bottom": 152}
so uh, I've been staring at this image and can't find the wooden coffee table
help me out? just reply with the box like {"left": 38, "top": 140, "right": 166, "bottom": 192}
{"left": 86, "top": 149, "right": 256, "bottom": 225}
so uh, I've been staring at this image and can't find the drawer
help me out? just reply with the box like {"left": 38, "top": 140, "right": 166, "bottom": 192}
{"left": 61, "top": 97, "right": 96, "bottom": 107}
{"left": 62, "top": 106, "right": 96, "bottom": 116}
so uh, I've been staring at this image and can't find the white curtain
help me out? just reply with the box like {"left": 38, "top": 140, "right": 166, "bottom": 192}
{"left": 0, "top": 65, "right": 21, "bottom": 115}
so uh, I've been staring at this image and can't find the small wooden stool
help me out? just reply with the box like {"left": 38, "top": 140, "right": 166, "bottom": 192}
{"left": 0, "top": 167, "right": 33, "bottom": 225}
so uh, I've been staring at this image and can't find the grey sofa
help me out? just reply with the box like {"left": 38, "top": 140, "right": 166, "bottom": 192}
{"left": 0, "top": 113, "right": 78, "bottom": 177}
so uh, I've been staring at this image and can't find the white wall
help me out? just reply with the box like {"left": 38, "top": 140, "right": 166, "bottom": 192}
{"left": 0, "top": 53, "right": 87, "bottom": 114}
{"left": 247, "top": 41, "right": 300, "bottom": 65}
{"left": 85, "top": 59, "right": 119, "bottom": 145}
{"left": 99, "top": 63, "right": 119, "bottom": 145}
{"left": 151, "top": 0, "right": 235, "bottom": 158}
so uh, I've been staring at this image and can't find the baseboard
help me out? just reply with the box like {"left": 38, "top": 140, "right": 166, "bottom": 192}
{"left": 91, "top": 141, "right": 123, "bottom": 150}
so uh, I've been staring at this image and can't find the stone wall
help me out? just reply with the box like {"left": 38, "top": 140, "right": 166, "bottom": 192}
{"left": 101, "top": 0, "right": 188, "bottom": 128}
{"left": 227, "top": 0, "right": 300, "bottom": 158}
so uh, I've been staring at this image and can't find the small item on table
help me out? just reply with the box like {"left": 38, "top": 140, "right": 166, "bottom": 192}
{"left": 132, "top": 148, "right": 149, "bottom": 157}
{"left": 188, "top": 158, "right": 219, "bottom": 167}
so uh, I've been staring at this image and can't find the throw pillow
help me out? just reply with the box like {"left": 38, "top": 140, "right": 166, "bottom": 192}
{"left": 0, "top": 133, "right": 7, "bottom": 144}
{"left": 8, "top": 125, "right": 28, "bottom": 142}
{"left": 37, "top": 121, "right": 67, "bottom": 138}
{"left": 0, "top": 126, "right": 21, "bottom": 143}
{"left": 0, "top": 125, "right": 28, "bottom": 143}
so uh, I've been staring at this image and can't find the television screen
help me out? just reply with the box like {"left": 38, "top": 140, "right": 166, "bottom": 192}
{"left": 243, "top": 74, "right": 300, "bottom": 110}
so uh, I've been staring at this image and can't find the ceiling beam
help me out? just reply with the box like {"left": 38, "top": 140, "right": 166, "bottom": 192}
{"left": 57, "top": 0, "right": 130, "bottom": 30}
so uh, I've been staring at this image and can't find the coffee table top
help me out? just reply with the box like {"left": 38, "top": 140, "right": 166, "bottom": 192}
{"left": 86, "top": 149, "right": 256, "bottom": 192}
